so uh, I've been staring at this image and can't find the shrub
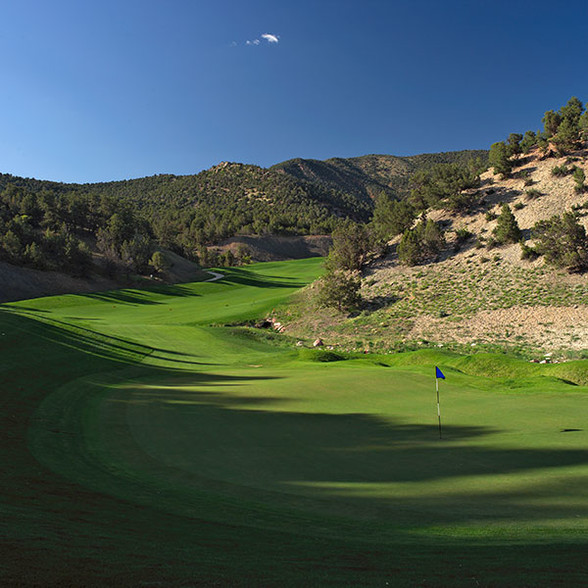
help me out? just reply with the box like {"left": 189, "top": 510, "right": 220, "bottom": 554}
{"left": 315, "top": 269, "right": 362, "bottom": 312}
{"left": 514, "top": 202, "right": 525, "bottom": 210}
{"left": 455, "top": 228, "right": 473, "bottom": 242}
{"left": 520, "top": 240, "right": 538, "bottom": 260}
{"left": 525, "top": 188, "right": 542, "bottom": 200}
{"left": 299, "top": 349, "right": 346, "bottom": 362}
{"left": 552, "top": 164, "right": 572, "bottom": 177}
{"left": 149, "top": 250, "right": 170, "bottom": 274}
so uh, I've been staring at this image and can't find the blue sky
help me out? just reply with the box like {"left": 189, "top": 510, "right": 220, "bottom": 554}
{"left": 1, "top": 0, "right": 587, "bottom": 183}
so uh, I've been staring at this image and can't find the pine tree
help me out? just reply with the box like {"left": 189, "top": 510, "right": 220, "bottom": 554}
{"left": 573, "top": 167, "right": 586, "bottom": 193}
{"left": 553, "top": 117, "right": 581, "bottom": 153}
{"left": 507, "top": 133, "right": 523, "bottom": 157}
{"left": 520, "top": 131, "right": 537, "bottom": 153}
{"left": 397, "top": 228, "right": 423, "bottom": 266}
{"left": 397, "top": 219, "right": 445, "bottom": 265}
{"left": 542, "top": 110, "right": 562, "bottom": 137}
{"left": 493, "top": 204, "right": 522, "bottom": 245}
{"left": 533, "top": 212, "right": 588, "bottom": 272}
{"left": 489, "top": 142, "right": 513, "bottom": 178}
{"left": 559, "top": 96, "right": 584, "bottom": 125}
{"left": 371, "top": 195, "right": 415, "bottom": 241}
{"left": 579, "top": 111, "right": 588, "bottom": 139}
{"left": 421, "top": 218, "right": 446, "bottom": 255}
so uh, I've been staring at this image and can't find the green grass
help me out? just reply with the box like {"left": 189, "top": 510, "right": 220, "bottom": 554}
{"left": 1, "top": 256, "right": 588, "bottom": 586}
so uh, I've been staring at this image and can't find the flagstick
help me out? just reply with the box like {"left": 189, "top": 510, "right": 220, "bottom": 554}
{"left": 436, "top": 377, "right": 442, "bottom": 439}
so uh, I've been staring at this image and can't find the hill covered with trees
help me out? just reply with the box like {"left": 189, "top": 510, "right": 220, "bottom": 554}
{"left": 271, "top": 150, "right": 488, "bottom": 202}
{"left": 0, "top": 149, "right": 486, "bottom": 285}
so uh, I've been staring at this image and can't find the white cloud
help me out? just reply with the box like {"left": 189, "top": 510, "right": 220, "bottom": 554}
{"left": 244, "top": 33, "right": 279, "bottom": 46}
{"left": 261, "top": 33, "right": 279, "bottom": 44}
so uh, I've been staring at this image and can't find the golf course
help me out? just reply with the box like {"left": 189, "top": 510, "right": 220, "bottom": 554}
{"left": 1, "top": 257, "right": 587, "bottom": 586}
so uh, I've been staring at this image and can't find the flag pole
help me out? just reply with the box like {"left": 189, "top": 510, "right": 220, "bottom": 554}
{"left": 436, "top": 374, "right": 442, "bottom": 439}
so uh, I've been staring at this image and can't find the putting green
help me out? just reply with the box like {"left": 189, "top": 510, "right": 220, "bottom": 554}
{"left": 2, "top": 258, "right": 588, "bottom": 586}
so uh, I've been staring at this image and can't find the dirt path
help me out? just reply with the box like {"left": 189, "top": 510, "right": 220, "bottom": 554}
{"left": 204, "top": 271, "right": 224, "bottom": 282}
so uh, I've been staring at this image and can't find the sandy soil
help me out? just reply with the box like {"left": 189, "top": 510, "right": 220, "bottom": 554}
{"left": 408, "top": 305, "right": 588, "bottom": 351}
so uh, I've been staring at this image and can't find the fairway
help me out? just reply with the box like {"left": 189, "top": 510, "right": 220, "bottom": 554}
{"left": 2, "top": 258, "right": 588, "bottom": 586}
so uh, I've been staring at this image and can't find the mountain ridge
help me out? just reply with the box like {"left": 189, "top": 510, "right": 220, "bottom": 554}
{"left": 272, "top": 150, "right": 489, "bottom": 201}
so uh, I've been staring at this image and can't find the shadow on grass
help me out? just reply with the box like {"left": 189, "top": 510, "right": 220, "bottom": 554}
{"left": 3, "top": 305, "right": 588, "bottom": 586}
{"left": 115, "top": 390, "right": 588, "bottom": 488}
{"left": 219, "top": 266, "right": 307, "bottom": 289}
{"left": 63, "top": 372, "right": 586, "bottom": 532}
{"left": 0, "top": 308, "right": 210, "bottom": 367}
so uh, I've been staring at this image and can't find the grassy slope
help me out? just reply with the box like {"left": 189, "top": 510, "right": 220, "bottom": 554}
{"left": 1, "top": 257, "right": 588, "bottom": 586}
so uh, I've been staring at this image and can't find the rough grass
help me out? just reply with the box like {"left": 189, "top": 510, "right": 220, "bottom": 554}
{"left": 1, "top": 257, "right": 588, "bottom": 586}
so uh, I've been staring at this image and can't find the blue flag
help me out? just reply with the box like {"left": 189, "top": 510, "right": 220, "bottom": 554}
{"left": 435, "top": 366, "right": 445, "bottom": 380}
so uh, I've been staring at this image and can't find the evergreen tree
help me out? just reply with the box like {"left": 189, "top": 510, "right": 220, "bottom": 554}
{"left": 315, "top": 270, "right": 362, "bottom": 313}
{"left": 542, "top": 110, "right": 562, "bottom": 137}
{"left": 371, "top": 195, "right": 415, "bottom": 241}
{"left": 533, "top": 212, "right": 588, "bottom": 272}
{"left": 520, "top": 131, "right": 537, "bottom": 153}
{"left": 421, "top": 218, "right": 446, "bottom": 254}
{"left": 573, "top": 167, "right": 586, "bottom": 193}
{"left": 579, "top": 110, "right": 588, "bottom": 139}
{"left": 559, "top": 96, "right": 584, "bottom": 125}
{"left": 1, "top": 230, "right": 23, "bottom": 263}
{"left": 553, "top": 117, "right": 581, "bottom": 153}
{"left": 493, "top": 204, "right": 522, "bottom": 245}
{"left": 397, "top": 218, "right": 445, "bottom": 265}
{"left": 24, "top": 241, "right": 46, "bottom": 269}
{"left": 507, "top": 133, "right": 523, "bottom": 158}
{"left": 149, "top": 251, "right": 170, "bottom": 274}
{"left": 409, "top": 163, "right": 480, "bottom": 211}
{"left": 325, "top": 219, "right": 372, "bottom": 272}
{"left": 489, "top": 142, "right": 513, "bottom": 178}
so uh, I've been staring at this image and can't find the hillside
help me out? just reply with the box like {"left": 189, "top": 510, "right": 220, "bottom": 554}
{"left": 283, "top": 146, "right": 588, "bottom": 356}
{"left": 0, "top": 249, "right": 208, "bottom": 303}
{"left": 0, "top": 149, "right": 485, "bottom": 300}
{"left": 272, "top": 150, "right": 488, "bottom": 201}
{"left": 0, "top": 162, "right": 371, "bottom": 244}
